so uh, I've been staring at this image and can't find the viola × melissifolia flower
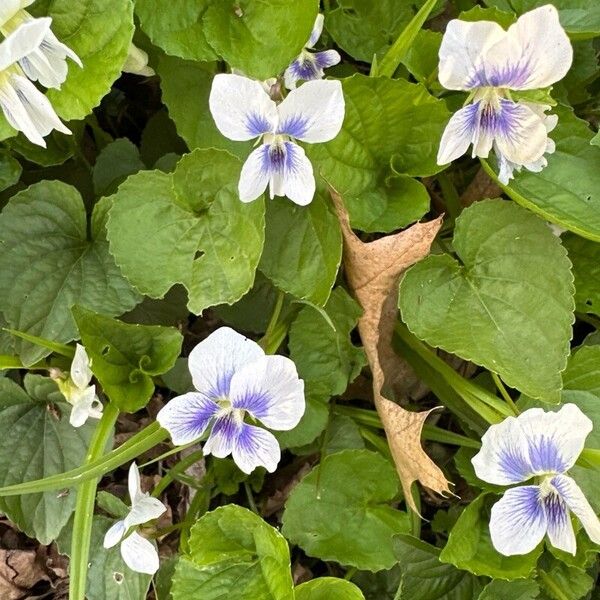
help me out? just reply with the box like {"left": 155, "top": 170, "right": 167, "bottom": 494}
{"left": 0, "top": 0, "right": 81, "bottom": 89}
{"left": 437, "top": 5, "right": 573, "bottom": 184}
{"left": 103, "top": 463, "right": 167, "bottom": 574}
{"left": 209, "top": 73, "right": 344, "bottom": 205}
{"left": 0, "top": 18, "right": 71, "bottom": 146}
{"left": 122, "top": 44, "right": 155, "bottom": 77}
{"left": 472, "top": 404, "right": 600, "bottom": 556}
{"left": 284, "top": 14, "right": 340, "bottom": 90}
{"left": 52, "top": 344, "right": 103, "bottom": 428}
{"left": 157, "top": 327, "right": 305, "bottom": 474}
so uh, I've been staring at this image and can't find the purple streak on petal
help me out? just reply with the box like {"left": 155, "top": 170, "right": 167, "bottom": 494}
{"left": 245, "top": 112, "right": 272, "bottom": 137}
{"left": 278, "top": 113, "right": 310, "bottom": 138}
{"left": 467, "top": 58, "right": 532, "bottom": 89}
{"left": 314, "top": 50, "right": 340, "bottom": 70}
{"left": 543, "top": 487, "right": 569, "bottom": 530}
{"left": 231, "top": 387, "right": 273, "bottom": 421}
{"left": 497, "top": 444, "right": 534, "bottom": 482}
{"left": 209, "top": 412, "right": 241, "bottom": 447}
{"left": 528, "top": 435, "right": 568, "bottom": 474}
{"left": 288, "top": 55, "right": 321, "bottom": 83}
{"left": 479, "top": 99, "right": 522, "bottom": 138}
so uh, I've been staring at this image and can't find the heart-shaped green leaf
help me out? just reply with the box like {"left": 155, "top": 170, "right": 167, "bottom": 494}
{"left": 400, "top": 199, "right": 574, "bottom": 401}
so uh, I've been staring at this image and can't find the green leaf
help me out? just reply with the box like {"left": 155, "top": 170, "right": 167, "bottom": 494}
{"left": 477, "top": 579, "right": 539, "bottom": 600}
{"left": 289, "top": 288, "right": 366, "bottom": 397}
{"left": 106, "top": 149, "right": 265, "bottom": 315}
{"left": 276, "top": 392, "right": 329, "bottom": 450}
{"left": 282, "top": 450, "right": 410, "bottom": 571}
{"left": 96, "top": 491, "right": 129, "bottom": 519}
{"left": 260, "top": 195, "right": 342, "bottom": 305}
{"left": 172, "top": 504, "right": 294, "bottom": 600}
{"left": 35, "top": 0, "right": 135, "bottom": 121}
{"left": 538, "top": 558, "right": 594, "bottom": 600}
{"left": 0, "top": 376, "right": 96, "bottom": 544}
{"left": 72, "top": 306, "right": 182, "bottom": 412}
{"left": 563, "top": 233, "right": 600, "bottom": 315}
{"left": 135, "top": 0, "right": 217, "bottom": 61}
{"left": 439, "top": 493, "right": 542, "bottom": 580}
{"left": 309, "top": 75, "right": 448, "bottom": 233}
{"left": 93, "top": 138, "right": 145, "bottom": 197}
{"left": 203, "top": 0, "right": 318, "bottom": 81}
{"left": 484, "top": 108, "right": 600, "bottom": 242}
{"left": 393, "top": 534, "right": 485, "bottom": 599}
{"left": 8, "top": 130, "right": 74, "bottom": 167}
{"left": 399, "top": 199, "right": 574, "bottom": 401}
{"left": 459, "top": 6, "right": 516, "bottom": 28}
{"left": 0, "top": 181, "right": 140, "bottom": 365}
{"left": 58, "top": 514, "right": 151, "bottom": 600}
{"left": 0, "top": 149, "right": 21, "bottom": 191}
{"left": 295, "top": 578, "right": 365, "bottom": 600}
{"left": 401, "top": 29, "right": 442, "bottom": 84}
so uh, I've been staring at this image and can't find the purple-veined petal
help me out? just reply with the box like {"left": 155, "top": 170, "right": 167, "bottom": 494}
{"left": 481, "top": 5, "right": 572, "bottom": 90}
{"left": 472, "top": 404, "right": 593, "bottom": 486}
{"left": 552, "top": 474, "right": 600, "bottom": 546}
{"left": 543, "top": 485, "right": 576, "bottom": 555}
{"left": 0, "top": 18, "right": 50, "bottom": 71}
{"left": 314, "top": 49, "right": 340, "bottom": 70}
{"left": 489, "top": 485, "right": 547, "bottom": 556}
{"left": 437, "top": 102, "right": 480, "bottom": 165}
{"left": 103, "top": 520, "right": 126, "bottom": 549}
{"left": 307, "top": 13, "right": 324, "bottom": 48}
{"left": 0, "top": 76, "right": 45, "bottom": 146}
{"left": 203, "top": 412, "right": 242, "bottom": 459}
{"left": 438, "top": 18, "right": 506, "bottom": 91}
{"left": 280, "top": 141, "right": 315, "bottom": 206}
{"left": 187, "top": 327, "right": 265, "bottom": 398}
{"left": 157, "top": 392, "right": 219, "bottom": 446}
{"left": 209, "top": 73, "right": 278, "bottom": 141}
{"left": 120, "top": 532, "right": 160, "bottom": 574}
{"left": 277, "top": 79, "right": 344, "bottom": 143}
{"left": 232, "top": 423, "right": 281, "bottom": 473}
{"left": 284, "top": 54, "right": 322, "bottom": 90}
{"left": 71, "top": 344, "right": 92, "bottom": 390}
{"left": 229, "top": 355, "right": 305, "bottom": 430}
{"left": 125, "top": 496, "right": 167, "bottom": 529}
{"left": 238, "top": 144, "right": 271, "bottom": 202}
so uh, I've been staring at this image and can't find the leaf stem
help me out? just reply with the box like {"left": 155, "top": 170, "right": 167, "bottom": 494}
{"left": 491, "top": 372, "right": 519, "bottom": 415}
{"left": 152, "top": 449, "right": 204, "bottom": 497}
{"left": 69, "top": 402, "right": 119, "bottom": 600}
{"left": 259, "top": 290, "right": 286, "bottom": 353}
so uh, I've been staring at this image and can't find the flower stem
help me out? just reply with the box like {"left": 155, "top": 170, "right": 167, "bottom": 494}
{"left": 69, "top": 402, "right": 119, "bottom": 600}
{"left": 491, "top": 372, "right": 519, "bottom": 415}
{"left": 259, "top": 290, "right": 286, "bottom": 353}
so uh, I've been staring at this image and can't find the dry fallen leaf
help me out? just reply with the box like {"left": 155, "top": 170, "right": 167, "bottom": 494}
{"left": 0, "top": 549, "right": 49, "bottom": 600}
{"left": 330, "top": 187, "right": 452, "bottom": 512}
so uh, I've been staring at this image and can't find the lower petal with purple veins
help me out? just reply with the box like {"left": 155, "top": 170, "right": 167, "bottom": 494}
{"left": 232, "top": 423, "right": 281, "bottom": 474}
{"left": 543, "top": 485, "right": 575, "bottom": 555}
{"left": 314, "top": 49, "right": 341, "bottom": 70}
{"left": 203, "top": 412, "right": 243, "bottom": 459}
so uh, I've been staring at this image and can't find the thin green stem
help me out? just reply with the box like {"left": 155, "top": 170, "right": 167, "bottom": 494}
{"left": 491, "top": 372, "right": 519, "bottom": 415}
{"left": 437, "top": 173, "right": 462, "bottom": 222}
{"left": 244, "top": 481, "right": 259, "bottom": 514}
{"left": 152, "top": 450, "right": 204, "bottom": 497}
{"left": 259, "top": 290, "right": 285, "bottom": 353}
{"left": 576, "top": 312, "right": 600, "bottom": 329}
{"left": 69, "top": 403, "right": 119, "bottom": 600}
{"left": 139, "top": 440, "right": 198, "bottom": 468}
{"left": 344, "top": 567, "right": 357, "bottom": 581}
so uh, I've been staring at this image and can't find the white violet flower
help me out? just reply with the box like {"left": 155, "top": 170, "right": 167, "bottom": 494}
{"left": 54, "top": 344, "right": 103, "bottom": 428}
{"left": 103, "top": 463, "right": 167, "bottom": 575}
{"left": 0, "top": 0, "right": 82, "bottom": 89}
{"left": 472, "top": 404, "right": 600, "bottom": 556}
{"left": 436, "top": 4, "right": 573, "bottom": 184}
{"left": 209, "top": 73, "right": 345, "bottom": 206}
{"left": 284, "top": 14, "right": 340, "bottom": 90}
{"left": 157, "top": 327, "right": 305, "bottom": 474}
{"left": 0, "top": 18, "right": 71, "bottom": 146}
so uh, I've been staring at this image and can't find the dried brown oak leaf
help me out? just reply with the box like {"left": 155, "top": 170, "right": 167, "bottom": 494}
{"left": 330, "top": 188, "right": 452, "bottom": 512}
{"left": 0, "top": 549, "right": 48, "bottom": 600}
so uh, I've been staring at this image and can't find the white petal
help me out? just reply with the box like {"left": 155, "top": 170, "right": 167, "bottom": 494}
{"left": 71, "top": 344, "right": 92, "bottom": 390}
{"left": 187, "top": 327, "right": 264, "bottom": 398}
{"left": 308, "top": 13, "right": 324, "bottom": 48}
{"left": 0, "top": 77, "right": 45, "bottom": 146}
{"left": 552, "top": 475, "right": 600, "bottom": 545}
{"left": 209, "top": 73, "right": 277, "bottom": 141}
{"left": 127, "top": 462, "right": 143, "bottom": 505}
{"left": 68, "top": 386, "right": 99, "bottom": 427}
{"left": 125, "top": 496, "right": 166, "bottom": 529}
{"left": 120, "top": 532, "right": 160, "bottom": 575}
{"left": 438, "top": 18, "right": 506, "bottom": 90}
{"left": 229, "top": 355, "right": 305, "bottom": 430}
{"left": 437, "top": 103, "right": 479, "bottom": 165}
{"left": 280, "top": 141, "right": 315, "bottom": 206}
{"left": 0, "top": 18, "right": 51, "bottom": 71}
{"left": 203, "top": 413, "right": 240, "bottom": 459}
{"left": 157, "top": 392, "right": 219, "bottom": 446}
{"left": 0, "top": 0, "right": 22, "bottom": 27}
{"left": 232, "top": 423, "right": 281, "bottom": 474}
{"left": 544, "top": 488, "right": 576, "bottom": 555}
{"left": 238, "top": 144, "right": 270, "bottom": 202}
{"left": 472, "top": 404, "right": 592, "bottom": 486}
{"left": 489, "top": 486, "right": 547, "bottom": 556}
{"left": 277, "top": 79, "right": 344, "bottom": 143}
{"left": 103, "top": 520, "right": 126, "bottom": 549}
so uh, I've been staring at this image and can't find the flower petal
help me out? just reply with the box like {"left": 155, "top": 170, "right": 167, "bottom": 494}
{"left": 543, "top": 487, "right": 576, "bottom": 555}
{"left": 125, "top": 496, "right": 167, "bottom": 529}
{"left": 157, "top": 392, "right": 219, "bottom": 446}
{"left": 127, "top": 462, "right": 143, "bottom": 505}
{"left": 232, "top": 423, "right": 281, "bottom": 474}
{"left": 438, "top": 18, "right": 506, "bottom": 90}
{"left": 277, "top": 79, "right": 344, "bottom": 143}
{"left": 71, "top": 344, "right": 92, "bottom": 390}
{"left": 229, "top": 355, "right": 305, "bottom": 430}
{"left": 489, "top": 485, "right": 547, "bottom": 556}
{"left": 186, "top": 327, "right": 265, "bottom": 397}
{"left": 437, "top": 102, "right": 480, "bottom": 165}
{"left": 0, "top": 0, "right": 22, "bottom": 27}
{"left": 472, "top": 404, "right": 592, "bottom": 486}
{"left": 68, "top": 386, "right": 100, "bottom": 428}
{"left": 209, "top": 73, "right": 277, "bottom": 141}
{"left": 0, "top": 17, "right": 51, "bottom": 72}
{"left": 120, "top": 532, "right": 160, "bottom": 575}
{"left": 238, "top": 144, "right": 270, "bottom": 202}
{"left": 103, "top": 520, "right": 126, "bottom": 549}
{"left": 284, "top": 54, "right": 321, "bottom": 90}
{"left": 203, "top": 412, "right": 240, "bottom": 459}
{"left": 281, "top": 141, "right": 315, "bottom": 206}
{"left": 308, "top": 13, "right": 324, "bottom": 48}
{"left": 314, "top": 49, "right": 340, "bottom": 70}
{"left": 552, "top": 474, "right": 600, "bottom": 546}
